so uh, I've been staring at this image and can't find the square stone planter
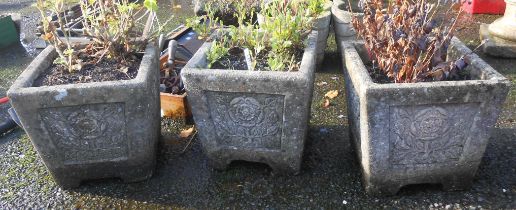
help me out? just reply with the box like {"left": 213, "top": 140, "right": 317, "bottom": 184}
{"left": 7, "top": 45, "right": 160, "bottom": 189}
{"left": 181, "top": 31, "right": 318, "bottom": 174}
{"left": 332, "top": 1, "right": 357, "bottom": 45}
{"left": 313, "top": 1, "right": 332, "bottom": 67}
{"left": 332, "top": 0, "right": 366, "bottom": 54}
{"left": 340, "top": 37, "right": 511, "bottom": 195}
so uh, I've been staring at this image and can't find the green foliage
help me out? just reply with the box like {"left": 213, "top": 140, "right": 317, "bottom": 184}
{"left": 267, "top": 56, "right": 285, "bottom": 71}
{"left": 207, "top": 37, "right": 229, "bottom": 68}
{"left": 143, "top": 0, "right": 158, "bottom": 11}
{"left": 36, "top": 0, "right": 169, "bottom": 73}
{"left": 79, "top": 0, "right": 150, "bottom": 57}
{"left": 261, "top": 0, "right": 327, "bottom": 18}
{"left": 185, "top": 2, "right": 222, "bottom": 40}
{"left": 202, "top": 0, "right": 313, "bottom": 71}
{"left": 36, "top": 0, "right": 75, "bottom": 72}
{"left": 306, "top": 0, "right": 326, "bottom": 16}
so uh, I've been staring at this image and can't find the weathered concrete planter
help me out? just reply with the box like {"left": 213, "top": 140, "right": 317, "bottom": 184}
{"left": 313, "top": 1, "right": 332, "bottom": 66}
{"left": 7, "top": 45, "right": 160, "bottom": 188}
{"left": 332, "top": 0, "right": 358, "bottom": 50}
{"left": 257, "top": 1, "right": 331, "bottom": 67}
{"left": 340, "top": 38, "right": 510, "bottom": 195}
{"left": 181, "top": 31, "right": 318, "bottom": 174}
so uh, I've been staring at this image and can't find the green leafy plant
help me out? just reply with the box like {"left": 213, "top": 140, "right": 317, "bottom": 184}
{"left": 207, "top": 37, "right": 229, "bottom": 68}
{"left": 261, "top": 0, "right": 327, "bottom": 18}
{"left": 186, "top": 2, "right": 222, "bottom": 40}
{"left": 36, "top": 0, "right": 167, "bottom": 73}
{"left": 203, "top": 0, "right": 312, "bottom": 71}
{"left": 37, "top": 0, "right": 75, "bottom": 72}
{"left": 306, "top": 0, "right": 327, "bottom": 17}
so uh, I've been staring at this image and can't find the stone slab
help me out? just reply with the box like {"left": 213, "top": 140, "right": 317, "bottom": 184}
{"left": 480, "top": 24, "right": 516, "bottom": 58}
{"left": 7, "top": 44, "right": 161, "bottom": 188}
{"left": 181, "top": 31, "right": 318, "bottom": 175}
{"left": 340, "top": 37, "right": 511, "bottom": 195}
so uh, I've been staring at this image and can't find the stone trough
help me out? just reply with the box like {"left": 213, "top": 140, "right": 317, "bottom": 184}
{"left": 340, "top": 37, "right": 511, "bottom": 195}
{"left": 181, "top": 31, "right": 319, "bottom": 174}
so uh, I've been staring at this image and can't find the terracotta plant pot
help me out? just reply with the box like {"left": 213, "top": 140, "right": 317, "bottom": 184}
{"left": 160, "top": 92, "right": 192, "bottom": 118}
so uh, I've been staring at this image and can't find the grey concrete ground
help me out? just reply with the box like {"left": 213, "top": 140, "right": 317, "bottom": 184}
{"left": 0, "top": 0, "right": 515, "bottom": 208}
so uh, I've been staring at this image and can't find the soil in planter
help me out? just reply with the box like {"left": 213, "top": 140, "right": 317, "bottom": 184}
{"left": 215, "top": 11, "right": 257, "bottom": 26}
{"left": 211, "top": 47, "right": 305, "bottom": 71}
{"left": 211, "top": 47, "right": 248, "bottom": 70}
{"left": 33, "top": 52, "right": 142, "bottom": 87}
{"left": 365, "top": 63, "right": 393, "bottom": 84}
{"left": 365, "top": 63, "right": 472, "bottom": 84}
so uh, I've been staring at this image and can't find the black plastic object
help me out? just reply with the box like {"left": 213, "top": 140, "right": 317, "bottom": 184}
{"left": 0, "top": 118, "right": 16, "bottom": 135}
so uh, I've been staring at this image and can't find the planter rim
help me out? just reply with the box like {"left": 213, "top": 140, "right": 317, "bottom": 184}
{"left": 331, "top": 3, "right": 354, "bottom": 23}
{"left": 341, "top": 37, "right": 510, "bottom": 91}
{"left": 8, "top": 44, "right": 157, "bottom": 96}
{"left": 182, "top": 30, "right": 318, "bottom": 80}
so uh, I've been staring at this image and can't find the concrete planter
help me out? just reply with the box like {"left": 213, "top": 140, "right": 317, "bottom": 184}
{"left": 181, "top": 31, "right": 318, "bottom": 174}
{"left": 257, "top": 1, "right": 331, "bottom": 67}
{"left": 332, "top": 0, "right": 358, "bottom": 50}
{"left": 7, "top": 45, "right": 160, "bottom": 188}
{"left": 340, "top": 38, "right": 510, "bottom": 195}
{"left": 312, "top": 2, "right": 332, "bottom": 66}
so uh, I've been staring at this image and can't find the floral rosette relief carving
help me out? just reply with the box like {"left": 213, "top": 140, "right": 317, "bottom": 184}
{"left": 390, "top": 104, "right": 479, "bottom": 166}
{"left": 40, "top": 103, "right": 127, "bottom": 164}
{"left": 208, "top": 92, "right": 284, "bottom": 150}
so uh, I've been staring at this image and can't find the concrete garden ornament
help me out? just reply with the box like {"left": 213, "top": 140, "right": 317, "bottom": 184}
{"left": 182, "top": 0, "right": 318, "bottom": 174}
{"left": 341, "top": 0, "right": 511, "bottom": 195}
{"left": 480, "top": 0, "right": 516, "bottom": 57}
{"left": 7, "top": 0, "right": 164, "bottom": 188}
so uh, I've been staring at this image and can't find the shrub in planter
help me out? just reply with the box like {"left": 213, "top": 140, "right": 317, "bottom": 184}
{"left": 258, "top": 0, "right": 331, "bottom": 67}
{"left": 193, "top": 0, "right": 259, "bottom": 26}
{"left": 7, "top": 0, "right": 167, "bottom": 188}
{"left": 342, "top": 0, "right": 511, "bottom": 195}
{"left": 182, "top": 3, "right": 318, "bottom": 174}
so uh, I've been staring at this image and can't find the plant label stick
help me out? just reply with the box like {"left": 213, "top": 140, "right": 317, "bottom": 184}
{"left": 244, "top": 48, "right": 253, "bottom": 71}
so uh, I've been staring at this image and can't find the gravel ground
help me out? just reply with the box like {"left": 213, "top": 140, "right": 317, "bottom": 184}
{"left": 0, "top": 0, "right": 515, "bottom": 209}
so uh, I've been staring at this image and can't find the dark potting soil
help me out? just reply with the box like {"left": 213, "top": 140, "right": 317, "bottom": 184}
{"left": 211, "top": 47, "right": 305, "bottom": 72}
{"left": 211, "top": 47, "right": 248, "bottom": 70}
{"left": 33, "top": 53, "right": 142, "bottom": 87}
{"left": 365, "top": 63, "right": 392, "bottom": 84}
{"left": 365, "top": 63, "right": 472, "bottom": 84}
